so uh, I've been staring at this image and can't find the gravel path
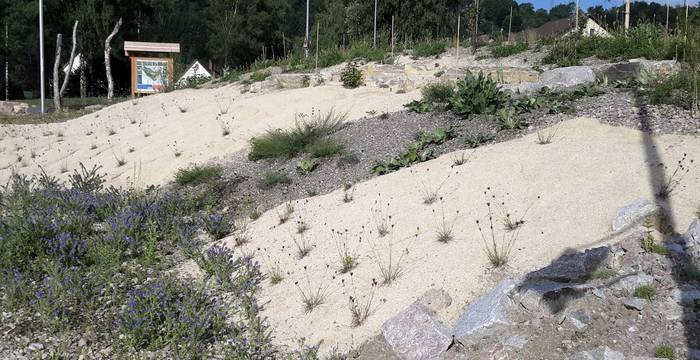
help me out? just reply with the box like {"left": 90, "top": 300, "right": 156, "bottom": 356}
{"left": 217, "top": 88, "right": 699, "bottom": 218}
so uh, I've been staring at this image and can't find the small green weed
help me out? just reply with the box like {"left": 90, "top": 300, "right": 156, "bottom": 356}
{"left": 633, "top": 285, "right": 657, "bottom": 300}
{"left": 654, "top": 344, "right": 675, "bottom": 359}
{"left": 297, "top": 159, "right": 320, "bottom": 174}
{"left": 259, "top": 170, "right": 291, "bottom": 189}
{"left": 175, "top": 165, "right": 223, "bottom": 186}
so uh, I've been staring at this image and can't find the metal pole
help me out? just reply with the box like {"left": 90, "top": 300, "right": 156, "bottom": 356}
{"left": 391, "top": 15, "right": 395, "bottom": 57}
{"left": 508, "top": 5, "right": 513, "bottom": 41}
{"left": 305, "top": 0, "right": 309, "bottom": 58}
{"left": 666, "top": 0, "right": 670, "bottom": 34}
{"left": 5, "top": 22, "right": 8, "bottom": 101}
{"left": 457, "top": 15, "right": 461, "bottom": 60}
{"left": 624, "top": 0, "right": 631, "bottom": 31}
{"left": 373, "top": 0, "right": 378, "bottom": 48}
{"left": 39, "top": 0, "right": 45, "bottom": 113}
{"left": 575, "top": 0, "right": 580, "bottom": 31}
{"left": 315, "top": 22, "right": 319, "bottom": 71}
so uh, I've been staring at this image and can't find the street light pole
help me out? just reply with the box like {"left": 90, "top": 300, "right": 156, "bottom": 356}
{"left": 39, "top": 0, "right": 45, "bottom": 113}
{"left": 373, "top": 0, "right": 378, "bottom": 48}
{"left": 305, "top": 0, "right": 310, "bottom": 58}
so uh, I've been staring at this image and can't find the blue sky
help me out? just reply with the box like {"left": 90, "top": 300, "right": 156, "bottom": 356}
{"left": 521, "top": 0, "right": 692, "bottom": 10}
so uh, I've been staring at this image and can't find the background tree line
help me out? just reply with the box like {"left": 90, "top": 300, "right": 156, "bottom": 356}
{"left": 0, "top": 0, "right": 694, "bottom": 100}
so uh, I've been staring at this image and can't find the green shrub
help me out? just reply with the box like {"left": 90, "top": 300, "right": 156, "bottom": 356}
{"left": 258, "top": 170, "right": 291, "bottom": 189}
{"left": 496, "top": 108, "right": 525, "bottom": 130}
{"left": 405, "top": 100, "right": 433, "bottom": 113}
{"left": 348, "top": 42, "right": 388, "bottom": 62}
{"left": 372, "top": 126, "right": 455, "bottom": 175}
{"left": 490, "top": 42, "right": 528, "bottom": 58}
{"left": 308, "top": 139, "right": 344, "bottom": 158}
{"left": 654, "top": 344, "right": 675, "bottom": 359}
{"left": 422, "top": 82, "right": 455, "bottom": 104}
{"left": 297, "top": 159, "right": 320, "bottom": 174}
{"left": 463, "top": 133, "right": 495, "bottom": 148}
{"left": 412, "top": 40, "right": 448, "bottom": 58}
{"left": 646, "top": 68, "right": 698, "bottom": 110}
{"left": 449, "top": 72, "right": 510, "bottom": 118}
{"left": 175, "top": 165, "right": 223, "bottom": 186}
{"left": 318, "top": 47, "right": 345, "bottom": 68}
{"left": 250, "top": 70, "right": 270, "bottom": 82}
{"left": 248, "top": 111, "right": 345, "bottom": 160}
{"left": 633, "top": 285, "right": 657, "bottom": 300}
{"left": 341, "top": 63, "right": 363, "bottom": 88}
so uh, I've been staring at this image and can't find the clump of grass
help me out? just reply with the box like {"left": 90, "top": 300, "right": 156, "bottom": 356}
{"left": 333, "top": 229, "right": 359, "bottom": 274}
{"left": 477, "top": 200, "right": 519, "bottom": 267}
{"left": 656, "top": 153, "right": 692, "bottom": 199}
{"left": 419, "top": 174, "right": 450, "bottom": 205}
{"left": 654, "top": 344, "right": 675, "bottom": 359}
{"left": 296, "top": 218, "right": 310, "bottom": 234}
{"left": 451, "top": 150, "right": 472, "bottom": 167}
{"left": 642, "top": 219, "right": 669, "bottom": 255}
{"left": 421, "top": 82, "right": 455, "bottom": 105}
{"left": 265, "top": 258, "right": 285, "bottom": 285}
{"left": 215, "top": 94, "right": 233, "bottom": 115}
{"left": 370, "top": 236, "right": 408, "bottom": 286}
{"left": 277, "top": 201, "right": 295, "bottom": 224}
{"left": 308, "top": 139, "right": 344, "bottom": 158}
{"left": 259, "top": 170, "right": 291, "bottom": 190}
{"left": 348, "top": 275, "right": 376, "bottom": 327}
{"left": 292, "top": 233, "right": 313, "bottom": 259}
{"left": 217, "top": 114, "right": 231, "bottom": 136}
{"left": 537, "top": 123, "right": 561, "bottom": 144}
{"left": 633, "top": 285, "right": 657, "bottom": 300}
{"left": 496, "top": 108, "right": 525, "bottom": 130}
{"left": 248, "top": 111, "right": 345, "bottom": 161}
{"left": 371, "top": 196, "right": 392, "bottom": 237}
{"left": 587, "top": 269, "right": 616, "bottom": 280}
{"left": 243, "top": 201, "right": 262, "bottom": 221}
{"left": 487, "top": 189, "right": 540, "bottom": 231}
{"left": 411, "top": 40, "right": 448, "bottom": 58}
{"left": 434, "top": 199, "right": 457, "bottom": 243}
{"left": 490, "top": 41, "right": 528, "bottom": 58}
{"left": 297, "top": 158, "right": 320, "bottom": 174}
{"left": 175, "top": 165, "right": 223, "bottom": 186}
{"left": 342, "top": 183, "right": 355, "bottom": 203}
{"left": 107, "top": 128, "right": 116, "bottom": 136}
{"left": 295, "top": 267, "right": 327, "bottom": 313}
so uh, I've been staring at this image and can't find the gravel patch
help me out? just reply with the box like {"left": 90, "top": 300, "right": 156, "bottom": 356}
{"left": 215, "top": 88, "right": 698, "bottom": 219}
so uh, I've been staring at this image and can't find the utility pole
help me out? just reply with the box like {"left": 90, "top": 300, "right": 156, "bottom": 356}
{"left": 457, "top": 14, "right": 461, "bottom": 60}
{"left": 304, "top": 0, "right": 310, "bottom": 58}
{"left": 391, "top": 15, "right": 395, "bottom": 57}
{"left": 39, "top": 0, "right": 46, "bottom": 113}
{"left": 666, "top": 0, "right": 670, "bottom": 34}
{"left": 472, "top": 0, "right": 480, "bottom": 54}
{"left": 373, "top": 0, "right": 378, "bottom": 48}
{"left": 624, "top": 0, "right": 631, "bottom": 31}
{"left": 5, "top": 21, "right": 8, "bottom": 101}
{"left": 575, "top": 0, "right": 580, "bottom": 31}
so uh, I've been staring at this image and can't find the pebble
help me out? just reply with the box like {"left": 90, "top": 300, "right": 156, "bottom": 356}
{"left": 27, "top": 343, "right": 43, "bottom": 352}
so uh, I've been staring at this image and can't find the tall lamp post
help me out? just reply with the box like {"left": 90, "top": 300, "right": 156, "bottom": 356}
{"left": 39, "top": 0, "right": 45, "bottom": 113}
{"left": 304, "top": 0, "right": 310, "bottom": 58}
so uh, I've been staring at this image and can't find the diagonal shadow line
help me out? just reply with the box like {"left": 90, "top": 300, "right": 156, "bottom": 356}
{"left": 631, "top": 88, "right": 699, "bottom": 351}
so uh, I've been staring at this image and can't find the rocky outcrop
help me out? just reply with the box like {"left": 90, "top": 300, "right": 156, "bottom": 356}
{"left": 0, "top": 101, "right": 30, "bottom": 114}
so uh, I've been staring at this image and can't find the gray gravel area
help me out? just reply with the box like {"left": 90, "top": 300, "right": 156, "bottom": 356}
{"left": 217, "top": 88, "right": 698, "bottom": 218}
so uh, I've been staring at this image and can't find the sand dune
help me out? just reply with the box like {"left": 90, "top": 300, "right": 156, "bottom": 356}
{"left": 219, "top": 117, "right": 700, "bottom": 354}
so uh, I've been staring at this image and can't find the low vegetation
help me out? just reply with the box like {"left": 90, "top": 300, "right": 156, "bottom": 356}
{"left": 411, "top": 39, "right": 449, "bottom": 58}
{"left": 248, "top": 111, "right": 345, "bottom": 160}
{"left": 175, "top": 164, "right": 223, "bottom": 186}
{"left": 341, "top": 63, "right": 364, "bottom": 89}
{"left": 372, "top": 125, "right": 456, "bottom": 175}
{"left": 490, "top": 41, "right": 528, "bottom": 58}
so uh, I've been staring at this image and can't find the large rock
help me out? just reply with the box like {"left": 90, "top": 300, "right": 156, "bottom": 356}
{"left": 611, "top": 198, "right": 658, "bottom": 232}
{"left": 270, "top": 73, "right": 310, "bottom": 89}
{"left": 356, "top": 335, "right": 400, "bottom": 360}
{"left": 592, "top": 62, "right": 643, "bottom": 82}
{"left": 614, "top": 273, "right": 654, "bottom": 294}
{"left": 453, "top": 278, "right": 516, "bottom": 342}
{"left": 539, "top": 66, "right": 596, "bottom": 88}
{"left": 570, "top": 346, "right": 625, "bottom": 360}
{"left": 526, "top": 246, "right": 611, "bottom": 282}
{"left": 381, "top": 304, "right": 451, "bottom": 360}
{"left": 0, "top": 100, "right": 30, "bottom": 114}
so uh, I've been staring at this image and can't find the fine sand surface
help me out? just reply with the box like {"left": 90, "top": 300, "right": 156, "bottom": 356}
{"left": 218, "top": 117, "right": 699, "bottom": 354}
{"left": 0, "top": 84, "right": 419, "bottom": 186}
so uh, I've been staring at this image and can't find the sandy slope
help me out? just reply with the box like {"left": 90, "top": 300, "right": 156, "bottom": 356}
{"left": 219, "top": 117, "right": 699, "bottom": 354}
{"left": 0, "top": 84, "right": 419, "bottom": 186}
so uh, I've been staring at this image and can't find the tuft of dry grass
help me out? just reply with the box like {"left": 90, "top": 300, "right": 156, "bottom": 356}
{"left": 536, "top": 123, "right": 561, "bottom": 144}
{"left": 656, "top": 153, "right": 693, "bottom": 199}
{"left": 433, "top": 199, "right": 458, "bottom": 243}
{"left": 370, "top": 235, "right": 408, "bottom": 286}
{"left": 278, "top": 201, "right": 294, "bottom": 224}
{"left": 371, "top": 195, "right": 392, "bottom": 237}
{"left": 342, "top": 183, "right": 355, "bottom": 203}
{"left": 296, "top": 218, "right": 310, "bottom": 234}
{"left": 476, "top": 201, "right": 520, "bottom": 267}
{"left": 451, "top": 150, "right": 472, "bottom": 167}
{"left": 295, "top": 267, "right": 327, "bottom": 313}
{"left": 333, "top": 229, "right": 359, "bottom": 274}
{"left": 419, "top": 173, "right": 451, "bottom": 205}
{"left": 292, "top": 233, "right": 313, "bottom": 259}
{"left": 348, "top": 276, "right": 376, "bottom": 327}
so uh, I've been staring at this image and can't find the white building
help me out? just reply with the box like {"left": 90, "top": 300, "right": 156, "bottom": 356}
{"left": 177, "top": 60, "right": 212, "bottom": 86}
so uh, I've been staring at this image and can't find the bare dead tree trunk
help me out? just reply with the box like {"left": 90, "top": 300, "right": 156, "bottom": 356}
{"left": 80, "top": 58, "right": 86, "bottom": 100}
{"left": 105, "top": 18, "right": 122, "bottom": 101}
{"left": 52, "top": 21, "right": 78, "bottom": 112}
{"left": 52, "top": 34, "right": 62, "bottom": 111}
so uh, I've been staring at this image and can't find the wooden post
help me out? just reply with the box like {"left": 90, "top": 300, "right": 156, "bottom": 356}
{"left": 282, "top": 32, "right": 286, "bottom": 58}
{"left": 457, "top": 14, "right": 461, "bottom": 60}
{"left": 315, "top": 22, "right": 320, "bottom": 71}
{"left": 624, "top": 0, "right": 630, "bottom": 31}
{"left": 508, "top": 4, "right": 513, "bottom": 42}
{"left": 666, "top": 0, "right": 670, "bottom": 34}
{"left": 575, "top": 0, "right": 579, "bottom": 32}
{"left": 4, "top": 21, "right": 8, "bottom": 101}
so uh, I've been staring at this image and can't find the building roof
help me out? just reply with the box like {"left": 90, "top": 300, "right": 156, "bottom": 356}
{"left": 124, "top": 41, "right": 180, "bottom": 56}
